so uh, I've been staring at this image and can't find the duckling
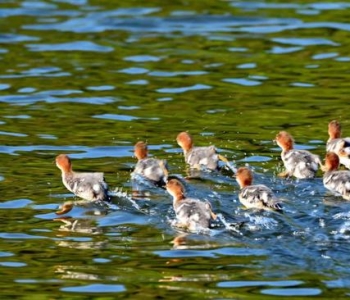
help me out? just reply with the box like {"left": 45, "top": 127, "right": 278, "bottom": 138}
{"left": 323, "top": 152, "right": 350, "bottom": 200}
{"left": 235, "top": 167, "right": 283, "bottom": 212}
{"left": 165, "top": 178, "right": 217, "bottom": 231}
{"left": 327, "top": 120, "right": 350, "bottom": 169}
{"left": 132, "top": 141, "right": 168, "bottom": 186}
{"left": 55, "top": 154, "right": 109, "bottom": 202}
{"left": 176, "top": 131, "right": 235, "bottom": 172}
{"left": 275, "top": 131, "right": 321, "bottom": 179}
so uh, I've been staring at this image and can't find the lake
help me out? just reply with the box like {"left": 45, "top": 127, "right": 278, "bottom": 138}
{"left": 1, "top": 0, "right": 350, "bottom": 298}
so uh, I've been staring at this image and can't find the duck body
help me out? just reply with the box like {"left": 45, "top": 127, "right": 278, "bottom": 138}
{"left": 56, "top": 154, "right": 109, "bottom": 202}
{"left": 236, "top": 167, "right": 283, "bottom": 212}
{"left": 323, "top": 170, "right": 350, "bottom": 200}
{"left": 132, "top": 141, "right": 168, "bottom": 186}
{"left": 177, "top": 132, "right": 220, "bottom": 171}
{"left": 166, "top": 178, "right": 216, "bottom": 231}
{"left": 173, "top": 197, "right": 214, "bottom": 229}
{"left": 133, "top": 158, "right": 168, "bottom": 186}
{"left": 184, "top": 146, "right": 219, "bottom": 171}
{"left": 323, "top": 152, "right": 350, "bottom": 200}
{"left": 239, "top": 184, "right": 283, "bottom": 212}
{"left": 61, "top": 171, "right": 108, "bottom": 201}
{"left": 281, "top": 149, "right": 320, "bottom": 179}
{"left": 275, "top": 131, "right": 321, "bottom": 179}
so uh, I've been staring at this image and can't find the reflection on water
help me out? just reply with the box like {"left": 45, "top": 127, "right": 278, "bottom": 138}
{"left": 1, "top": 0, "right": 350, "bottom": 298}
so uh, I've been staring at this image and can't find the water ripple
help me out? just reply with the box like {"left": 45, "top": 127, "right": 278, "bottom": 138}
{"left": 27, "top": 41, "right": 114, "bottom": 52}
{"left": 156, "top": 84, "right": 211, "bottom": 93}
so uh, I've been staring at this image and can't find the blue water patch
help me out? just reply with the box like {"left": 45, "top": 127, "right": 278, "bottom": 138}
{"left": 0, "top": 251, "right": 14, "bottom": 257}
{"left": 0, "top": 84, "right": 10, "bottom": 90}
{"left": 0, "top": 199, "right": 32, "bottom": 209}
{"left": 261, "top": 287, "right": 322, "bottom": 296}
{"left": 218, "top": 280, "right": 303, "bottom": 288}
{"left": 118, "top": 67, "right": 148, "bottom": 74}
{"left": 272, "top": 37, "right": 339, "bottom": 46}
{"left": 124, "top": 55, "right": 161, "bottom": 62}
{"left": 156, "top": 84, "right": 211, "bottom": 93}
{"left": 222, "top": 78, "right": 261, "bottom": 86}
{"left": 154, "top": 247, "right": 268, "bottom": 258}
{"left": 0, "top": 261, "right": 27, "bottom": 267}
{"left": 126, "top": 80, "right": 149, "bottom": 85}
{"left": 86, "top": 85, "right": 115, "bottom": 91}
{"left": 0, "top": 233, "right": 47, "bottom": 240}
{"left": 312, "top": 52, "right": 338, "bottom": 60}
{"left": 61, "top": 283, "right": 126, "bottom": 293}
{"left": 27, "top": 41, "right": 114, "bottom": 52}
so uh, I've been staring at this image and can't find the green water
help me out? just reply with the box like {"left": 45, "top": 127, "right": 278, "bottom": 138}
{"left": 1, "top": 0, "right": 350, "bottom": 298}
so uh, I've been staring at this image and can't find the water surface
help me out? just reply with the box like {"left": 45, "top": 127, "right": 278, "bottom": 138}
{"left": 1, "top": 0, "right": 350, "bottom": 298}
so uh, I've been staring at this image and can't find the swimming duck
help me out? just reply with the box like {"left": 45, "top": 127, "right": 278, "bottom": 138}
{"left": 165, "top": 178, "right": 217, "bottom": 231}
{"left": 275, "top": 131, "right": 321, "bottom": 179}
{"left": 132, "top": 141, "right": 168, "bottom": 186}
{"left": 327, "top": 120, "right": 350, "bottom": 169}
{"left": 176, "top": 131, "right": 235, "bottom": 172}
{"left": 55, "top": 154, "right": 109, "bottom": 202}
{"left": 322, "top": 152, "right": 350, "bottom": 200}
{"left": 235, "top": 167, "right": 283, "bottom": 212}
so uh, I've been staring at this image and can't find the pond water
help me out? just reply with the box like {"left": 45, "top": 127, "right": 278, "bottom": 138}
{"left": 1, "top": 0, "right": 350, "bottom": 298}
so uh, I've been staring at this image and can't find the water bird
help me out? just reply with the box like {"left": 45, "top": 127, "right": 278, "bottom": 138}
{"left": 176, "top": 131, "right": 236, "bottom": 172}
{"left": 322, "top": 152, "right": 350, "bottom": 200}
{"left": 235, "top": 167, "right": 283, "bottom": 212}
{"left": 275, "top": 131, "right": 322, "bottom": 179}
{"left": 55, "top": 154, "right": 109, "bottom": 202}
{"left": 132, "top": 141, "right": 169, "bottom": 187}
{"left": 165, "top": 177, "right": 217, "bottom": 231}
{"left": 327, "top": 120, "right": 350, "bottom": 169}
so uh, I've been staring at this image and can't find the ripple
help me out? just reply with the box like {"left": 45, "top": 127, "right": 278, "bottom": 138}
{"left": 149, "top": 70, "right": 208, "bottom": 77}
{"left": 222, "top": 78, "right": 261, "bottom": 86}
{"left": 0, "top": 261, "right": 27, "bottom": 267}
{"left": 4, "top": 114, "right": 31, "bottom": 119}
{"left": 86, "top": 85, "right": 115, "bottom": 91}
{"left": 61, "top": 283, "right": 126, "bottom": 293}
{"left": 23, "top": 13, "right": 300, "bottom": 36}
{"left": 272, "top": 37, "right": 339, "bottom": 46}
{"left": 237, "top": 63, "right": 256, "bottom": 69}
{"left": 268, "top": 46, "right": 303, "bottom": 54}
{"left": 124, "top": 55, "right": 161, "bottom": 62}
{"left": 218, "top": 280, "right": 303, "bottom": 288}
{"left": 312, "top": 52, "right": 339, "bottom": 60}
{"left": 261, "top": 287, "right": 322, "bottom": 296}
{"left": 154, "top": 247, "right": 268, "bottom": 258}
{"left": 156, "top": 84, "right": 211, "bottom": 93}
{"left": 126, "top": 79, "right": 149, "bottom": 85}
{"left": 0, "top": 33, "right": 40, "bottom": 43}
{"left": 0, "top": 199, "right": 32, "bottom": 209}
{"left": 0, "top": 233, "right": 47, "bottom": 240}
{"left": 0, "top": 131, "right": 27, "bottom": 137}
{"left": 118, "top": 67, "right": 148, "bottom": 74}
{"left": 27, "top": 41, "right": 113, "bottom": 52}
{"left": 228, "top": 47, "right": 248, "bottom": 52}
{"left": 290, "top": 82, "right": 315, "bottom": 87}
{"left": 93, "top": 113, "right": 158, "bottom": 121}
{"left": 0, "top": 84, "right": 10, "bottom": 90}
{"left": 0, "top": 251, "right": 13, "bottom": 257}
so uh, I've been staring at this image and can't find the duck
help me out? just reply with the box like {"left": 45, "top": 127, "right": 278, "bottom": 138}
{"left": 55, "top": 154, "right": 109, "bottom": 202}
{"left": 132, "top": 141, "right": 168, "bottom": 186}
{"left": 327, "top": 120, "right": 350, "bottom": 169}
{"left": 275, "top": 131, "right": 322, "bottom": 179}
{"left": 165, "top": 177, "right": 217, "bottom": 231}
{"left": 235, "top": 167, "right": 283, "bottom": 212}
{"left": 176, "top": 131, "right": 235, "bottom": 172}
{"left": 322, "top": 152, "right": 350, "bottom": 200}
